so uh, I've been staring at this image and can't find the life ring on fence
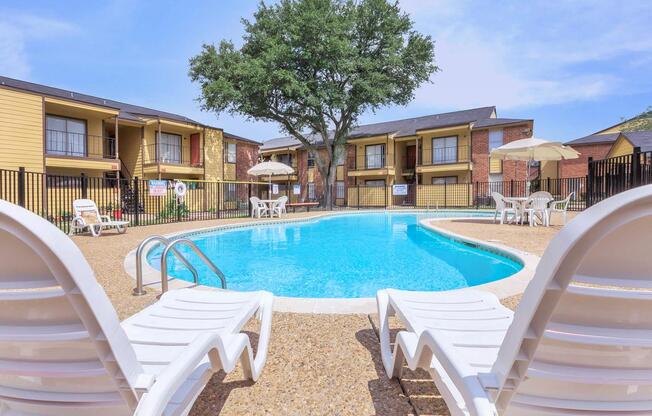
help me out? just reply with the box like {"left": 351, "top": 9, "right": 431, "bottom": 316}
{"left": 174, "top": 181, "right": 187, "bottom": 198}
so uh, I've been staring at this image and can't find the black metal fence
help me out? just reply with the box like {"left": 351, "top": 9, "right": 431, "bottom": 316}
{"left": 587, "top": 147, "right": 652, "bottom": 206}
{"left": 0, "top": 167, "right": 590, "bottom": 233}
{"left": 0, "top": 168, "right": 265, "bottom": 233}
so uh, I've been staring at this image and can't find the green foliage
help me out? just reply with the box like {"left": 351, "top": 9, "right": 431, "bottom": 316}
{"left": 158, "top": 199, "right": 189, "bottom": 219}
{"left": 189, "top": 0, "right": 437, "bottom": 205}
{"left": 621, "top": 106, "right": 652, "bottom": 131}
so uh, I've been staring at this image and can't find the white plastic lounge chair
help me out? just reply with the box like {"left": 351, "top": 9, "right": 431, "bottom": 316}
{"left": 71, "top": 198, "right": 129, "bottom": 237}
{"left": 521, "top": 191, "right": 552, "bottom": 227}
{"left": 249, "top": 196, "right": 269, "bottom": 219}
{"left": 378, "top": 184, "right": 652, "bottom": 416}
{"left": 547, "top": 191, "right": 574, "bottom": 225}
{"left": 0, "top": 200, "right": 273, "bottom": 416}
{"left": 271, "top": 196, "right": 288, "bottom": 218}
{"left": 491, "top": 192, "right": 518, "bottom": 224}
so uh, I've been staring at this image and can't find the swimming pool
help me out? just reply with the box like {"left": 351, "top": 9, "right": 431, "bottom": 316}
{"left": 146, "top": 212, "right": 522, "bottom": 298}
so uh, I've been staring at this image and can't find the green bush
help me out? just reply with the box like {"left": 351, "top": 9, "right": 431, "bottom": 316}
{"left": 158, "top": 199, "right": 189, "bottom": 219}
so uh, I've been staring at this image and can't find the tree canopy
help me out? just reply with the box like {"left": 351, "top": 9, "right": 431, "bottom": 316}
{"left": 189, "top": 0, "right": 437, "bottom": 205}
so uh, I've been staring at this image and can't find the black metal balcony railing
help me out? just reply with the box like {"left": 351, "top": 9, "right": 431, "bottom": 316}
{"left": 45, "top": 130, "right": 116, "bottom": 159}
{"left": 143, "top": 143, "right": 204, "bottom": 167}
{"left": 347, "top": 153, "right": 395, "bottom": 170}
{"left": 419, "top": 145, "right": 470, "bottom": 166}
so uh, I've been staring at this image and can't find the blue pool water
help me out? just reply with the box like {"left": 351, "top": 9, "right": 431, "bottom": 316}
{"left": 147, "top": 212, "right": 522, "bottom": 298}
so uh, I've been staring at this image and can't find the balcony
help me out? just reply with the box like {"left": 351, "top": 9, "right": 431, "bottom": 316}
{"left": 46, "top": 130, "right": 116, "bottom": 159}
{"left": 417, "top": 145, "right": 471, "bottom": 174}
{"left": 347, "top": 153, "right": 395, "bottom": 176}
{"left": 143, "top": 143, "right": 204, "bottom": 176}
{"left": 45, "top": 130, "right": 120, "bottom": 171}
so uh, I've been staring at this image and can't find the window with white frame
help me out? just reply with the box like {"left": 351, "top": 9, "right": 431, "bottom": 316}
{"left": 277, "top": 153, "right": 292, "bottom": 166}
{"left": 336, "top": 181, "right": 345, "bottom": 198}
{"left": 225, "top": 183, "right": 237, "bottom": 201}
{"left": 225, "top": 142, "right": 236, "bottom": 163}
{"left": 157, "top": 132, "right": 182, "bottom": 163}
{"left": 365, "top": 144, "right": 385, "bottom": 169}
{"left": 308, "top": 182, "right": 316, "bottom": 200}
{"left": 45, "top": 115, "right": 86, "bottom": 157}
{"left": 432, "top": 136, "right": 457, "bottom": 164}
{"left": 488, "top": 129, "right": 503, "bottom": 151}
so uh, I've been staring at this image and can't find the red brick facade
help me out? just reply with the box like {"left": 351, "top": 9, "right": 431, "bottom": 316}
{"left": 559, "top": 143, "right": 612, "bottom": 178}
{"left": 471, "top": 130, "right": 489, "bottom": 182}
{"left": 471, "top": 124, "right": 531, "bottom": 183}
{"left": 235, "top": 141, "right": 259, "bottom": 181}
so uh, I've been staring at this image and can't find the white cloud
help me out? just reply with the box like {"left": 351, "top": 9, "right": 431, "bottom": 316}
{"left": 398, "top": 0, "right": 652, "bottom": 111}
{"left": 0, "top": 14, "right": 77, "bottom": 78}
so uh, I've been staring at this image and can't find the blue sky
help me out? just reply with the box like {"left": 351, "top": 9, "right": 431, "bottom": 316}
{"left": 1, "top": 0, "right": 651, "bottom": 142}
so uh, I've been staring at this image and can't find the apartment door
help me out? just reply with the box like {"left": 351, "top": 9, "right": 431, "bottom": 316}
{"left": 190, "top": 133, "right": 201, "bottom": 166}
{"left": 405, "top": 145, "right": 416, "bottom": 170}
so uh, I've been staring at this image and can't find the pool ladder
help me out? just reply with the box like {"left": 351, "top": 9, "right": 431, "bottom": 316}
{"left": 133, "top": 235, "right": 227, "bottom": 296}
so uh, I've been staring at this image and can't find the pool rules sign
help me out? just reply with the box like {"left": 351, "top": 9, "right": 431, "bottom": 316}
{"left": 392, "top": 184, "right": 408, "bottom": 196}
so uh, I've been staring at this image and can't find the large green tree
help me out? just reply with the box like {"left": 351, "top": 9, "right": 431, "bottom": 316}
{"left": 189, "top": 0, "right": 436, "bottom": 207}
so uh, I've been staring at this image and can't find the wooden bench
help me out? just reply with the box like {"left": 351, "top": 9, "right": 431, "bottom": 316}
{"left": 286, "top": 202, "right": 320, "bottom": 212}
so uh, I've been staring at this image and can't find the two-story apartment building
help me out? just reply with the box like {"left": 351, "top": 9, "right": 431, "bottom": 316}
{"left": 260, "top": 106, "right": 535, "bottom": 206}
{"left": 0, "top": 76, "right": 259, "bottom": 182}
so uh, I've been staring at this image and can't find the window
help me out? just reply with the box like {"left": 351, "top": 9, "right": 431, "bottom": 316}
{"left": 225, "top": 183, "right": 237, "bottom": 201}
{"left": 365, "top": 144, "right": 385, "bottom": 169}
{"left": 307, "top": 153, "right": 315, "bottom": 168}
{"left": 336, "top": 181, "right": 345, "bottom": 198}
{"left": 336, "top": 150, "right": 346, "bottom": 166}
{"left": 488, "top": 129, "right": 503, "bottom": 151}
{"left": 277, "top": 153, "right": 292, "bottom": 167}
{"left": 431, "top": 176, "right": 458, "bottom": 185}
{"left": 158, "top": 132, "right": 181, "bottom": 164}
{"left": 46, "top": 115, "right": 86, "bottom": 157}
{"left": 308, "top": 182, "right": 316, "bottom": 200}
{"left": 225, "top": 142, "right": 236, "bottom": 164}
{"left": 103, "top": 171, "right": 119, "bottom": 187}
{"left": 365, "top": 179, "right": 385, "bottom": 187}
{"left": 432, "top": 136, "right": 457, "bottom": 164}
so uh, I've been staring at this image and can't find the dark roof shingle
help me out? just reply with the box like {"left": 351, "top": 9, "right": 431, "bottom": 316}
{"left": 261, "top": 106, "right": 498, "bottom": 150}
{"left": 565, "top": 133, "right": 620, "bottom": 146}
{"left": 623, "top": 131, "right": 652, "bottom": 152}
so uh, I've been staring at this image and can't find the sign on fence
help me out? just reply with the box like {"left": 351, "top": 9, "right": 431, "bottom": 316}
{"left": 148, "top": 180, "right": 167, "bottom": 196}
{"left": 293, "top": 184, "right": 301, "bottom": 195}
{"left": 392, "top": 184, "right": 408, "bottom": 196}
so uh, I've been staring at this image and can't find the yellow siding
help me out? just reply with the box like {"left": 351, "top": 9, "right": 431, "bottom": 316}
{"left": 0, "top": 88, "right": 44, "bottom": 172}
{"left": 118, "top": 125, "right": 143, "bottom": 178}
{"left": 45, "top": 157, "right": 119, "bottom": 172}
{"left": 607, "top": 137, "right": 634, "bottom": 158}
{"left": 204, "top": 128, "right": 223, "bottom": 181}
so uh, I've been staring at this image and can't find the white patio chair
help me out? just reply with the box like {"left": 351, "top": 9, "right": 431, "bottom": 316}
{"left": 547, "top": 191, "right": 575, "bottom": 225}
{"left": 0, "top": 200, "right": 273, "bottom": 415}
{"left": 71, "top": 198, "right": 129, "bottom": 237}
{"left": 378, "top": 184, "right": 652, "bottom": 416}
{"left": 491, "top": 192, "right": 518, "bottom": 224}
{"left": 249, "top": 196, "right": 269, "bottom": 218}
{"left": 271, "top": 196, "right": 288, "bottom": 218}
{"left": 522, "top": 191, "right": 553, "bottom": 226}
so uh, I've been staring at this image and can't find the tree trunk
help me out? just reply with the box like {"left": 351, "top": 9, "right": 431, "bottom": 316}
{"left": 320, "top": 162, "right": 338, "bottom": 210}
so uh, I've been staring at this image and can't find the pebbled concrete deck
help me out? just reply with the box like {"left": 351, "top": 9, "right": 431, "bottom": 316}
{"left": 70, "top": 210, "right": 572, "bottom": 415}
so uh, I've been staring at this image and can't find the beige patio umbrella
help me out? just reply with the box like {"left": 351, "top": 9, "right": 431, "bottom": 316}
{"left": 247, "top": 161, "right": 295, "bottom": 195}
{"left": 490, "top": 138, "right": 579, "bottom": 194}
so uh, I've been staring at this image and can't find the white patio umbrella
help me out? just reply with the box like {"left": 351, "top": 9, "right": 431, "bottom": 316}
{"left": 247, "top": 161, "right": 295, "bottom": 196}
{"left": 490, "top": 138, "right": 579, "bottom": 194}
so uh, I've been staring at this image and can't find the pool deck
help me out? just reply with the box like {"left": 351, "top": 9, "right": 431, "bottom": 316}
{"left": 70, "top": 210, "right": 575, "bottom": 415}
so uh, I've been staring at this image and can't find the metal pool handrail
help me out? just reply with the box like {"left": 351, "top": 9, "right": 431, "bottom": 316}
{"left": 160, "top": 238, "right": 227, "bottom": 293}
{"left": 133, "top": 235, "right": 200, "bottom": 296}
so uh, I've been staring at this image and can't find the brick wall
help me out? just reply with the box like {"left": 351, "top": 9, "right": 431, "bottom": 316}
{"left": 559, "top": 142, "right": 612, "bottom": 178}
{"left": 471, "top": 130, "right": 489, "bottom": 182}
{"left": 502, "top": 124, "right": 531, "bottom": 182}
{"left": 236, "top": 141, "right": 259, "bottom": 181}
